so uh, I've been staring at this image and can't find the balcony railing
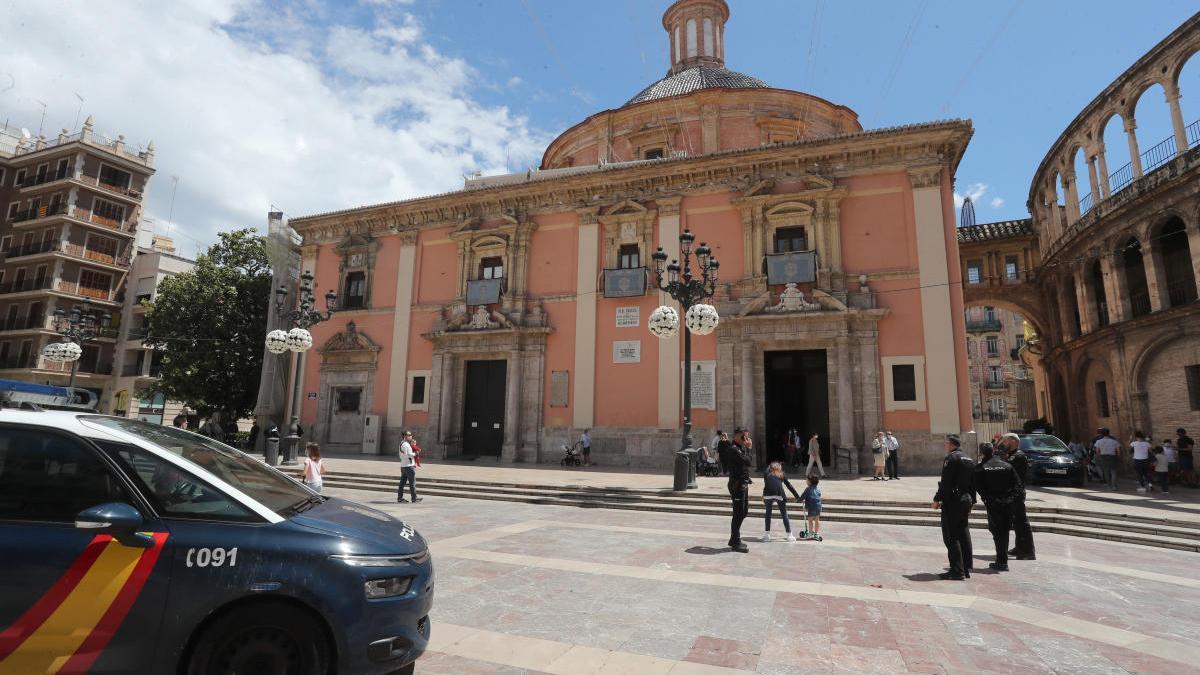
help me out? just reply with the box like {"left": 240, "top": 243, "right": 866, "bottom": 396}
{"left": 985, "top": 381, "right": 1008, "bottom": 390}
{"left": 1166, "top": 277, "right": 1199, "bottom": 308}
{"left": 61, "top": 242, "right": 131, "bottom": 268}
{"left": 0, "top": 356, "right": 38, "bottom": 369}
{"left": 4, "top": 239, "right": 58, "bottom": 258}
{"left": 42, "top": 359, "right": 114, "bottom": 375}
{"left": 0, "top": 278, "right": 54, "bottom": 295}
{"left": 76, "top": 174, "right": 143, "bottom": 200}
{"left": 20, "top": 166, "right": 70, "bottom": 188}
{"left": 1129, "top": 292, "right": 1152, "bottom": 319}
{"left": 965, "top": 319, "right": 1002, "bottom": 332}
{"left": 10, "top": 203, "right": 69, "bottom": 223}
{"left": 0, "top": 314, "right": 45, "bottom": 332}
{"left": 1090, "top": 118, "right": 1200, "bottom": 211}
{"left": 55, "top": 280, "right": 113, "bottom": 302}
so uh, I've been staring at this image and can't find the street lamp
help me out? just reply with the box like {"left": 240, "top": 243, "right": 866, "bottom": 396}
{"left": 649, "top": 228, "right": 720, "bottom": 491}
{"left": 266, "top": 270, "right": 336, "bottom": 465}
{"left": 42, "top": 297, "right": 111, "bottom": 391}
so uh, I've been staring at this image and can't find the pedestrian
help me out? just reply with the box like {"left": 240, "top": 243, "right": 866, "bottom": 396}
{"left": 885, "top": 430, "right": 901, "bottom": 480}
{"left": 932, "top": 434, "right": 975, "bottom": 580}
{"left": 1000, "top": 433, "right": 1035, "bottom": 561}
{"left": 247, "top": 422, "right": 261, "bottom": 452}
{"left": 396, "top": 430, "right": 422, "bottom": 503}
{"left": 714, "top": 430, "right": 729, "bottom": 476}
{"left": 1178, "top": 428, "right": 1196, "bottom": 487}
{"left": 1153, "top": 445, "right": 1170, "bottom": 495}
{"left": 199, "top": 416, "right": 225, "bottom": 441}
{"left": 761, "top": 461, "right": 802, "bottom": 542}
{"left": 871, "top": 431, "right": 887, "bottom": 480}
{"left": 799, "top": 475, "right": 823, "bottom": 541}
{"left": 805, "top": 433, "right": 826, "bottom": 477}
{"left": 299, "top": 442, "right": 325, "bottom": 493}
{"left": 1163, "top": 438, "right": 1178, "bottom": 485}
{"left": 580, "top": 428, "right": 592, "bottom": 467}
{"left": 718, "top": 428, "right": 754, "bottom": 552}
{"left": 784, "top": 430, "right": 798, "bottom": 469}
{"left": 973, "top": 443, "right": 1020, "bottom": 572}
{"left": 1130, "top": 431, "right": 1153, "bottom": 493}
{"left": 1094, "top": 427, "right": 1121, "bottom": 490}
{"left": 172, "top": 413, "right": 188, "bottom": 429}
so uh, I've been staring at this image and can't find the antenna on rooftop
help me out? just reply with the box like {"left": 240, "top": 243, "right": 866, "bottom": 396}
{"left": 34, "top": 100, "right": 47, "bottom": 137}
{"left": 72, "top": 93, "right": 85, "bottom": 133}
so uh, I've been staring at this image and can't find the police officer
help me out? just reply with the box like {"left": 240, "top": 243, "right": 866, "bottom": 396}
{"left": 974, "top": 443, "right": 1021, "bottom": 572}
{"left": 932, "top": 434, "right": 976, "bottom": 580}
{"left": 1001, "top": 433, "right": 1036, "bottom": 560}
{"left": 719, "top": 428, "right": 754, "bottom": 552}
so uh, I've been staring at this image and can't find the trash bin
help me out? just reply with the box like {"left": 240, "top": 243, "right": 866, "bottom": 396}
{"left": 673, "top": 450, "right": 691, "bottom": 491}
{"left": 265, "top": 437, "right": 280, "bottom": 466}
{"left": 684, "top": 448, "right": 698, "bottom": 489}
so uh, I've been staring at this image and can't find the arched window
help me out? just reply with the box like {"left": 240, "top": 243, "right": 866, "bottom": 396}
{"left": 686, "top": 18, "right": 697, "bottom": 58}
{"left": 1157, "top": 218, "right": 1198, "bottom": 307}
{"left": 703, "top": 18, "right": 714, "bottom": 56}
{"left": 1122, "top": 237, "right": 1151, "bottom": 318}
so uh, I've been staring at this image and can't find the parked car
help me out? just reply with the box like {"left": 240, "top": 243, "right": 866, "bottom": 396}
{"left": 1017, "top": 433, "right": 1085, "bottom": 487}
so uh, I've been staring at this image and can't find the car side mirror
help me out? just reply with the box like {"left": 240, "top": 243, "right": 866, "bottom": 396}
{"left": 75, "top": 502, "right": 154, "bottom": 548}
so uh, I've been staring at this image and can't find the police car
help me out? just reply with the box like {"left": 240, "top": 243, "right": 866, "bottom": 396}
{"left": 0, "top": 398, "right": 432, "bottom": 674}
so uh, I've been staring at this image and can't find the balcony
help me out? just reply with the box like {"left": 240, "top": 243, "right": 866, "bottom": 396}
{"left": 76, "top": 174, "right": 144, "bottom": 201}
{"left": 61, "top": 242, "right": 132, "bottom": 269}
{"left": 8, "top": 204, "right": 137, "bottom": 236}
{"left": 122, "top": 362, "right": 146, "bottom": 377}
{"left": 0, "top": 314, "right": 46, "bottom": 332}
{"left": 10, "top": 203, "right": 69, "bottom": 224}
{"left": 602, "top": 267, "right": 648, "bottom": 298}
{"left": 0, "top": 278, "right": 54, "bottom": 295}
{"left": 41, "top": 359, "right": 114, "bottom": 376}
{"left": 985, "top": 381, "right": 1008, "bottom": 390}
{"left": 966, "top": 318, "right": 1002, "bottom": 332}
{"left": 19, "top": 165, "right": 71, "bottom": 189}
{"left": 0, "top": 356, "right": 38, "bottom": 370}
{"left": 3, "top": 239, "right": 59, "bottom": 259}
{"left": 55, "top": 280, "right": 116, "bottom": 303}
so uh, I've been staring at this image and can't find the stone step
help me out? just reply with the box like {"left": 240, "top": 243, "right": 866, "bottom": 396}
{"left": 321, "top": 476, "right": 1200, "bottom": 552}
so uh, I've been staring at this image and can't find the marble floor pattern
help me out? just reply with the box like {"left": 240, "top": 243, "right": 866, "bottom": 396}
{"left": 324, "top": 487, "right": 1200, "bottom": 674}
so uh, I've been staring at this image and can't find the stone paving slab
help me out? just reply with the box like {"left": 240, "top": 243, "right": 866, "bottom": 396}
{"left": 323, "top": 487, "right": 1200, "bottom": 674}
{"left": 319, "top": 452, "right": 1200, "bottom": 524}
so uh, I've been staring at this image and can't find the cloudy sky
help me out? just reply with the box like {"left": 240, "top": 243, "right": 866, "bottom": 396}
{"left": 2, "top": 0, "right": 1197, "bottom": 256}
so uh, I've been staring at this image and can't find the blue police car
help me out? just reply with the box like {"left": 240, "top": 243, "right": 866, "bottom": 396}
{"left": 0, "top": 407, "right": 432, "bottom": 674}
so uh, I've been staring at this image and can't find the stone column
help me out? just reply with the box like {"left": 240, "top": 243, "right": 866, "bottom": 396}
{"left": 1188, "top": 222, "right": 1200, "bottom": 293}
{"left": 1046, "top": 183, "right": 1062, "bottom": 240}
{"left": 572, "top": 208, "right": 599, "bottom": 430}
{"left": 502, "top": 349, "right": 522, "bottom": 461}
{"left": 435, "top": 353, "right": 455, "bottom": 451}
{"left": 835, "top": 336, "right": 854, "bottom": 450}
{"left": 1140, "top": 241, "right": 1169, "bottom": 312}
{"left": 1164, "top": 83, "right": 1189, "bottom": 156}
{"left": 1101, "top": 255, "right": 1129, "bottom": 323}
{"left": 739, "top": 341, "right": 754, "bottom": 431}
{"left": 1057, "top": 282, "right": 1077, "bottom": 340}
{"left": 1085, "top": 155, "right": 1101, "bottom": 206}
{"left": 386, "top": 230, "right": 419, "bottom": 430}
{"left": 1062, "top": 171, "right": 1081, "bottom": 223}
{"left": 1095, "top": 145, "right": 1111, "bottom": 197}
{"left": 1124, "top": 117, "right": 1143, "bottom": 178}
{"left": 1074, "top": 270, "right": 1095, "bottom": 334}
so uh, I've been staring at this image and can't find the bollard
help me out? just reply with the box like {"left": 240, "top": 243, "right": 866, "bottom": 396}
{"left": 673, "top": 450, "right": 691, "bottom": 491}
{"left": 265, "top": 438, "right": 280, "bottom": 466}
{"left": 685, "top": 448, "right": 698, "bottom": 489}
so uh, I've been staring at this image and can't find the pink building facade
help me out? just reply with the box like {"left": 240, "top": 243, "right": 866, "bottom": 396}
{"left": 287, "top": 0, "right": 974, "bottom": 473}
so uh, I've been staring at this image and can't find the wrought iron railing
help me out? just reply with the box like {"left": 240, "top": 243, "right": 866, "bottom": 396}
{"left": 1165, "top": 277, "right": 1199, "bottom": 308}
{"left": 0, "top": 314, "right": 45, "bottom": 331}
{"left": 10, "top": 203, "right": 69, "bottom": 223}
{"left": 0, "top": 278, "right": 53, "bottom": 295}
{"left": 0, "top": 356, "right": 38, "bottom": 369}
{"left": 19, "top": 165, "right": 70, "bottom": 187}
{"left": 965, "top": 319, "right": 1002, "bottom": 332}
{"left": 4, "top": 239, "right": 58, "bottom": 258}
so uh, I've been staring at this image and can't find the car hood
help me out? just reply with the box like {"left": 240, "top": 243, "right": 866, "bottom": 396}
{"left": 1027, "top": 451, "right": 1075, "bottom": 462}
{"left": 289, "top": 497, "right": 427, "bottom": 555}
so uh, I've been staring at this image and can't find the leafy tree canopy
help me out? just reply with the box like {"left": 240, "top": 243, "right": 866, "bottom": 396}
{"left": 142, "top": 229, "right": 271, "bottom": 419}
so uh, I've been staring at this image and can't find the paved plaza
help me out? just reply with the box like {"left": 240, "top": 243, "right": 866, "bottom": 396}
{"left": 325, "top": 484, "right": 1200, "bottom": 675}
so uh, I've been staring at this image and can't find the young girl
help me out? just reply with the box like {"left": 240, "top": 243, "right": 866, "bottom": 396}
{"left": 300, "top": 442, "right": 325, "bottom": 493}
{"left": 799, "top": 475, "right": 823, "bottom": 541}
{"left": 761, "top": 461, "right": 802, "bottom": 542}
{"left": 1153, "top": 445, "right": 1170, "bottom": 495}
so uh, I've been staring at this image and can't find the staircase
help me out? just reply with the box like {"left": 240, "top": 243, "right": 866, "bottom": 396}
{"left": 322, "top": 471, "right": 1200, "bottom": 552}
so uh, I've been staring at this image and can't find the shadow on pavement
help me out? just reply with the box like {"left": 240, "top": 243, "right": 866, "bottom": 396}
{"left": 685, "top": 546, "right": 733, "bottom": 555}
{"left": 902, "top": 572, "right": 944, "bottom": 582}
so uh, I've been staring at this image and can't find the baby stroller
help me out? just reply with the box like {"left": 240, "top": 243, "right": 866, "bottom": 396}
{"left": 1085, "top": 446, "right": 1105, "bottom": 483}
{"left": 696, "top": 446, "right": 721, "bottom": 477}
{"left": 561, "top": 441, "right": 583, "bottom": 467}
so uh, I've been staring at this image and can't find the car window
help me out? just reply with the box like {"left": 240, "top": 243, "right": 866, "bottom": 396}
{"left": 0, "top": 426, "right": 131, "bottom": 523}
{"left": 81, "top": 417, "right": 311, "bottom": 515}
{"left": 95, "top": 440, "right": 258, "bottom": 523}
{"left": 1020, "top": 435, "right": 1069, "bottom": 453}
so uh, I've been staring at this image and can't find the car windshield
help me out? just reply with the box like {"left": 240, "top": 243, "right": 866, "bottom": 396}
{"left": 1019, "top": 435, "right": 1070, "bottom": 454}
{"left": 81, "top": 416, "right": 312, "bottom": 515}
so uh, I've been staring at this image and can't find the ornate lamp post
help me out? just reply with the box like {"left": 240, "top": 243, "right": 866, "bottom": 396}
{"left": 43, "top": 298, "right": 111, "bottom": 391}
{"left": 266, "top": 270, "right": 336, "bottom": 465}
{"left": 649, "top": 228, "right": 720, "bottom": 491}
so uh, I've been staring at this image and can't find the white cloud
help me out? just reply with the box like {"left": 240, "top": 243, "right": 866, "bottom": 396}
{"left": 1, "top": 1, "right": 549, "bottom": 253}
{"left": 507, "top": 76, "right": 524, "bottom": 88}
{"left": 989, "top": 197, "right": 1005, "bottom": 208}
{"left": 952, "top": 182, "right": 988, "bottom": 209}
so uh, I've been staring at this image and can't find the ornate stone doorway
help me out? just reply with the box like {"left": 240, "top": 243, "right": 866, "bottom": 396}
{"left": 763, "top": 349, "right": 830, "bottom": 467}
{"left": 462, "top": 359, "right": 506, "bottom": 457}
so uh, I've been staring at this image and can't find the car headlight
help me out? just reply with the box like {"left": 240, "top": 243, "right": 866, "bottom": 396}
{"left": 364, "top": 576, "right": 413, "bottom": 599}
{"left": 1054, "top": 455, "right": 1074, "bottom": 464}
{"left": 331, "top": 551, "right": 429, "bottom": 567}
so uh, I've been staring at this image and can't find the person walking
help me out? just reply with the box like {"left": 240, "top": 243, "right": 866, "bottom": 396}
{"left": 1178, "top": 428, "right": 1196, "bottom": 487}
{"left": 784, "top": 430, "right": 798, "bottom": 469}
{"left": 761, "top": 461, "right": 802, "bottom": 542}
{"left": 580, "top": 429, "right": 592, "bottom": 467}
{"left": 885, "top": 430, "right": 901, "bottom": 480}
{"left": 1163, "top": 439, "right": 1178, "bottom": 486}
{"left": 172, "top": 413, "right": 188, "bottom": 429}
{"left": 719, "top": 428, "right": 754, "bottom": 552}
{"left": 299, "top": 442, "right": 326, "bottom": 493}
{"left": 397, "top": 430, "right": 422, "bottom": 503}
{"left": 1000, "top": 433, "right": 1035, "bottom": 560}
{"left": 932, "top": 435, "right": 975, "bottom": 580}
{"left": 973, "top": 443, "right": 1020, "bottom": 571}
{"left": 871, "top": 431, "right": 888, "bottom": 480}
{"left": 247, "top": 422, "right": 261, "bottom": 452}
{"left": 799, "top": 475, "right": 823, "bottom": 541}
{"left": 1153, "top": 445, "right": 1170, "bottom": 495}
{"left": 1095, "top": 427, "right": 1121, "bottom": 490}
{"left": 805, "top": 433, "right": 826, "bottom": 477}
{"left": 1131, "top": 431, "right": 1154, "bottom": 493}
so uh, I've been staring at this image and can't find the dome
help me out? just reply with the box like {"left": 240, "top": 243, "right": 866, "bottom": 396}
{"left": 626, "top": 65, "right": 768, "bottom": 105}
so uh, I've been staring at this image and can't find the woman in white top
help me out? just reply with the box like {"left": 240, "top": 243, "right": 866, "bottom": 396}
{"left": 1130, "top": 431, "right": 1153, "bottom": 493}
{"left": 805, "top": 433, "right": 826, "bottom": 477}
{"left": 300, "top": 442, "right": 326, "bottom": 493}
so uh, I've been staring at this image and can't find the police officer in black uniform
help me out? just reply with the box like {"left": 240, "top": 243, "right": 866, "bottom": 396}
{"left": 719, "top": 428, "right": 754, "bottom": 553}
{"left": 974, "top": 443, "right": 1022, "bottom": 571}
{"left": 932, "top": 435, "right": 976, "bottom": 580}
{"left": 1001, "top": 433, "right": 1036, "bottom": 560}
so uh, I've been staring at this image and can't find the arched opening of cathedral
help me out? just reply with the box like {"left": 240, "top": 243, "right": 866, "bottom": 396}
{"left": 1070, "top": 146, "right": 1094, "bottom": 215}
{"left": 1121, "top": 236, "right": 1151, "bottom": 318}
{"left": 1132, "top": 82, "right": 1175, "bottom": 171}
{"left": 1177, "top": 51, "right": 1200, "bottom": 122}
{"left": 1155, "top": 217, "right": 1198, "bottom": 307}
{"left": 1088, "top": 258, "right": 1109, "bottom": 328}
{"left": 1100, "top": 112, "right": 1132, "bottom": 194}
{"left": 1064, "top": 275, "right": 1083, "bottom": 338}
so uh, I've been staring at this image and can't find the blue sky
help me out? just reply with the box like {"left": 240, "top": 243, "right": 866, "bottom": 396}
{"left": 3, "top": 0, "right": 1198, "bottom": 252}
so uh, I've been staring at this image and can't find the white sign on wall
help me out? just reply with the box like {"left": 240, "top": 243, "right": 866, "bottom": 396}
{"left": 613, "top": 340, "right": 642, "bottom": 364}
{"left": 681, "top": 360, "right": 716, "bottom": 410}
{"left": 616, "top": 306, "right": 640, "bottom": 328}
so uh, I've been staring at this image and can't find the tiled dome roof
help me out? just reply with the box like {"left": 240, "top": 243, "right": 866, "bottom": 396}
{"left": 626, "top": 65, "right": 768, "bottom": 105}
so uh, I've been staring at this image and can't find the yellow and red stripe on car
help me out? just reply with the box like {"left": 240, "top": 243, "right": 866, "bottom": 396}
{"left": 0, "top": 532, "right": 168, "bottom": 675}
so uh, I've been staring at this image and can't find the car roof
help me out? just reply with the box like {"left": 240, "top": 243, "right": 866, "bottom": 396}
{"left": 0, "top": 408, "right": 121, "bottom": 435}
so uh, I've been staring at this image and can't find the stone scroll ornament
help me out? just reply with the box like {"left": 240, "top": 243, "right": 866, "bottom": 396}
{"left": 285, "top": 327, "right": 314, "bottom": 352}
{"left": 648, "top": 305, "right": 680, "bottom": 339}
{"left": 265, "top": 329, "right": 291, "bottom": 354}
{"left": 684, "top": 303, "right": 719, "bottom": 336}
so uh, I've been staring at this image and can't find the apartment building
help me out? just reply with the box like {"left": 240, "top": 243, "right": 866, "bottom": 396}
{"left": 0, "top": 116, "right": 155, "bottom": 402}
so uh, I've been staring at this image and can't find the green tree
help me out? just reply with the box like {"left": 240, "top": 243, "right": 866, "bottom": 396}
{"left": 142, "top": 229, "right": 271, "bottom": 419}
